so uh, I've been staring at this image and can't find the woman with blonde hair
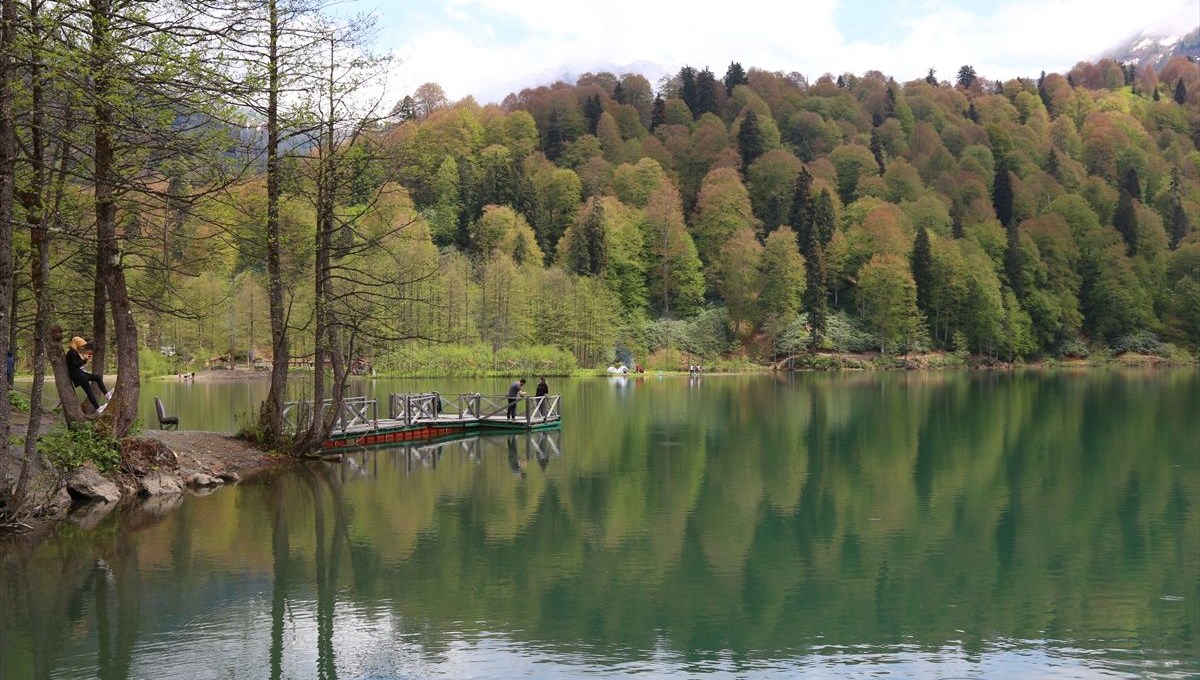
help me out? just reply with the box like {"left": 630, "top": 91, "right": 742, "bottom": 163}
{"left": 67, "top": 336, "right": 109, "bottom": 411}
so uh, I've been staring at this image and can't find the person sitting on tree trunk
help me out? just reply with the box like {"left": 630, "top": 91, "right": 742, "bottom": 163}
{"left": 67, "top": 336, "right": 110, "bottom": 412}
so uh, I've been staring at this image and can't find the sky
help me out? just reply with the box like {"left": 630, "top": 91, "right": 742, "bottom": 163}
{"left": 344, "top": 0, "right": 1200, "bottom": 105}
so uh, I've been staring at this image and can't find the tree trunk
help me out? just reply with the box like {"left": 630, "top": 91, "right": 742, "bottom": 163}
{"left": 0, "top": 0, "right": 16, "bottom": 439}
{"left": 91, "top": 0, "right": 139, "bottom": 438}
{"left": 258, "top": 0, "right": 289, "bottom": 446}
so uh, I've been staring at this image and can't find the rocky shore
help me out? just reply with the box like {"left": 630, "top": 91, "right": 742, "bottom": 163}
{"left": 1, "top": 411, "right": 285, "bottom": 534}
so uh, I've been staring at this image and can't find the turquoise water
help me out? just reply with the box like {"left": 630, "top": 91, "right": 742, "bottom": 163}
{"left": 2, "top": 370, "right": 1197, "bottom": 678}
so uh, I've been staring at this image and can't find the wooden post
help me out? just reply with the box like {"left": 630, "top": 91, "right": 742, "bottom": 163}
{"left": 404, "top": 395, "right": 411, "bottom": 426}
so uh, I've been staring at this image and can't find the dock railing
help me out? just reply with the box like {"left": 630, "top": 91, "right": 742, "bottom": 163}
{"left": 282, "top": 395, "right": 377, "bottom": 435}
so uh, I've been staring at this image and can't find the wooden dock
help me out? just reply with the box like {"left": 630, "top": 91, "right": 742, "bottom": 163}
{"left": 281, "top": 392, "right": 561, "bottom": 450}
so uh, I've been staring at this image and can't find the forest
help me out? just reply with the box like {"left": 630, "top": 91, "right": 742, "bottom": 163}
{"left": 0, "top": 0, "right": 1197, "bottom": 451}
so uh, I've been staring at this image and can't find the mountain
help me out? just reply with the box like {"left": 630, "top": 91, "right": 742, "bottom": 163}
{"left": 1100, "top": 20, "right": 1199, "bottom": 71}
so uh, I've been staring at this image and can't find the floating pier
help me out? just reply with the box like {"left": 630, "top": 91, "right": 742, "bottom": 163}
{"left": 281, "top": 392, "right": 561, "bottom": 450}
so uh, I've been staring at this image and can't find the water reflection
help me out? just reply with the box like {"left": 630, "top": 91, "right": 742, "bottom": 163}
{"left": 1, "top": 370, "right": 1197, "bottom": 678}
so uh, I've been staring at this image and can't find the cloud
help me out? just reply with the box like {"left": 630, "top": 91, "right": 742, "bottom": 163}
{"left": 367, "top": 0, "right": 1199, "bottom": 103}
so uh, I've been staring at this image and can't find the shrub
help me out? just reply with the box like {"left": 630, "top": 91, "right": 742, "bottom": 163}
{"left": 825, "top": 311, "right": 882, "bottom": 353}
{"left": 1111, "top": 331, "right": 1168, "bottom": 356}
{"left": 374, "top": 344, "right": 577, "bottom": 377}
{"left": 8, "top": 389, "right": 30, "bottom": 412}
{"left": 39, "top": 424, "right": 121, "bottom": 474}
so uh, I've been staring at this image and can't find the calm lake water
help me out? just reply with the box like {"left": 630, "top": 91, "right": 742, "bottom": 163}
{"left": 2, "top": 370, "right": 1198, "bottom": 679}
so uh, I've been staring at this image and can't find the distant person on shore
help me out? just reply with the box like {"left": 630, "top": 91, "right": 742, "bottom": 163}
{"left": 507, "top": 378, "right": 526, "bottom": 419}
{"left": 67, "top": 337, "right": 109, "bottom": 412}
{"left": 534, "top": 377, "right": 549, "bottom": 416}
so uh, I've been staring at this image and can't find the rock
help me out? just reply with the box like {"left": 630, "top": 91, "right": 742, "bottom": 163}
{"left": 69, "top": 500, "right": 116, "bottom": 529}
{"left": 217, "top": 471, "right": 240, "bottom": 484}
{"left": 67, "top": 463, "right": 122, "bottom": 504}
{"left": 135, "top": 493, "right": 183, "bottom": 518}
{"left": 180, "top": 471, "right": 223, "bottom": 487}
{"left": 140, "top": 470, "right": 183, "bottom": 496}
{"left": 47, "top": 487, "right": 73, "bottom": 514}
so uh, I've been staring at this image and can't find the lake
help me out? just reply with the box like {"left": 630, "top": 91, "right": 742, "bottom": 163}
{"left": 2, "top": 370, "right": 1197, "bottom": 678}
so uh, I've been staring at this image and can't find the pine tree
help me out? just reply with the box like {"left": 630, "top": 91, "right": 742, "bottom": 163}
{"left": 650, "top": 94, "right": 666, "bottom": 131}
{"left": 696, "top": 67, "right": 721, "bottom": 118}
{"left": 951, "top": 201, "right": 965, "bottom": 239}
{"left": 1121, "top": 166, "right": 1141, "bottom": 201}
{"left": 925, "top": 68, "right": 938, "bottom": 86}
{"left": 869, "top": 128, "right": 885, "bottom": 175}
{"left": 1046, "top": 147, "right": 1060, "bottom": 180}
{"left": 789, "top": 167, "right": 813, "bottom": 241}
{"left": 1114, "top": 188, "right": 1138, "bottom": 256}
{"left": 884, "top": 85, "right": 897, "bottom": 119}
{"left": 1168, "top": 169, "right": 1191, "bottom": 249}
{"left": 679, "top": 66, "right": 698, "bottom": 116}
{"left": 802, "top": 237, "right": 827, "bottom": 348}
{"left": 992, "top": 156, "right": 1014, "bottom": 228}
{"left": 723, "top": 61, "right": 748, "bottom": 95}
{"left": 568, "top": 199, "right": 607, "bottom": 276}
{"left": 1175, "top": 78, "right": 1187, "bottom": 105}
{"left": 911, "top": 225, "right": 934, "bottom": 317}
{"left": 583, "top": 94, "right": 603, "bottom": 135}
{"left": 1153, "top": 87, "right": 1161, "bottom": 101}
{"left": 811, "top": 189, "right": 836, "bottom": 247}
{"left": 1037, "top": 71, "right": 1051, "bottom": 109}
{"left": 956, "top": 65, "right": 977, "bottom": 89}
{"left": 737, "top": 110, "right": 766, "bottom": 172}
{"left": 544, "top": 109, "right": 564, "bottom": 161}
{"left": 613, "top": 81, "right": 626, "bottom": 104}
{"left": 1005, "top": 222, "right": 1024, "bottom": 300}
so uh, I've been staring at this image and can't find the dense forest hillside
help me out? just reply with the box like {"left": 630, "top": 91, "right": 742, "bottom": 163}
{"left": 29, "top": 54, "right": 1200, "bottom": 376}
{"left": 321, "top": 57, "right": 1200, "bottom": 369}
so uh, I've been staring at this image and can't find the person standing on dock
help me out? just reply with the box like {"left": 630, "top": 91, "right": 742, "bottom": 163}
{"left": 507, "top": 378, "right": 526, "bottom": 419}
{"left": 534, "top": 377, "right": 549, "bottom": 417}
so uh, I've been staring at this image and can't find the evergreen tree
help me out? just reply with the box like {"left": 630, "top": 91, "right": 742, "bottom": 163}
{"left": 951, "top": 200, "right": 965, "bottom": 239}
{"left": 650, "top": 94, "right": 666, "bottom": 131}
{"left": 1153, "top": 87, "right": 1161, "bottom": 102}
{"left": 925, "top": 68, "right": 938, "bottom": 86}
{"left": 568, "top": 199, "right": 607, "bottom": 276}
{"left": 1175, "top": 78, "right": 1187, "bottom": 105}
{"left": 679, "top": 66, "right": 698, "bottom": 116}
{"left": 723, "top": 61, "right": 748, "bottom": 95}
{"left": 544, "top": 109, "right": 565, "bottom": 161}
{"left": 1114, "top": 188, "right": 1138, "bottom": 256}
{"left": 696, "top": 67, "right": 721, "bottom": 117}
{"left": 613, "top": 81, "right": 626, "bottom": 105}
{"left": 956, "top": 65, "right": 977, "bottom": 89}
{"left": 737, "top": 110, "right": 766, "bottom": 172}
{"left": 811, "top": 189, "right": 836, "bottom": 247}
{"left": 966, "top": 101, "right": 979, "bottom": 122}
{"left": 788, "top": 167, "right": 813, "bottom": 243}
{"left": 884, "top": 85, "right": 897, "bottom": 119}
{"left": 1168, "top": 169, "right": 1191, "bottom": 249}
{"left": 1121, "top": 166, "right": 1141, "bottom": 201}
{"left": 869, "top": 128, "right": 885, "bottom": 175}
{"left": 836, "top": 74, "right": 845, "bottom": 88}
{"left": 802, "top": 238, "right": 828, "bottom": 348}
{"left": 1046, "top": 147, "right": 1060, "bottom": 179}
{"left": 1005, "top": 222, "right": 1024, "bottom": 300}
{"left": 1037, "top": 71, "right": 1051, "bottom": 109}
{"left": 583, "top": 94, "right": 603, "bottom": 135}
{"left": 911, "top": 225, "right": 934, "bottom": 315}
{"left": 992, "top": 156, "right": 1014, "bottom": 228}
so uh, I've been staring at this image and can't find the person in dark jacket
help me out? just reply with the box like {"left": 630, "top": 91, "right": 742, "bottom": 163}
{"left": 67, "top": 336, "right": 109, "bottom": 411}
{"left": 534, "top": 377, "right": 549, "bottom": 417}
{"left": 506, "top": 378, "right": 526, "bottom": 419}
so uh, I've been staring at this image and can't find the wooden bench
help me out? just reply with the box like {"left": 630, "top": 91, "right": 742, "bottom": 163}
{"left": 155, "top": 397, "right": 180, "bottom": 430}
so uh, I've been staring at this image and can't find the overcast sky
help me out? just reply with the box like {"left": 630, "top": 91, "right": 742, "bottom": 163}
{"left": 345, "top": 0, "right": 1199, "bottom": 105}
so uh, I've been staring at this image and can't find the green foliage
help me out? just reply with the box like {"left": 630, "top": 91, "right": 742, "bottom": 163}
{"left": 1110, "top": 330, "right": 1169, "bottom": 356}
{"left": 139, "top": 347, "right": 176, "bottom": 378}
{"left": 8, "top": 390, "right": 30, "bottom": 413}
{"left": 823, "top": 311, "right": 883, "bottom": 353}
{"left": 39, "top": 425, "right": 121, "bottom": 474}
{"left": 375, "top": 344, "right": 578, "bottom": 377}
